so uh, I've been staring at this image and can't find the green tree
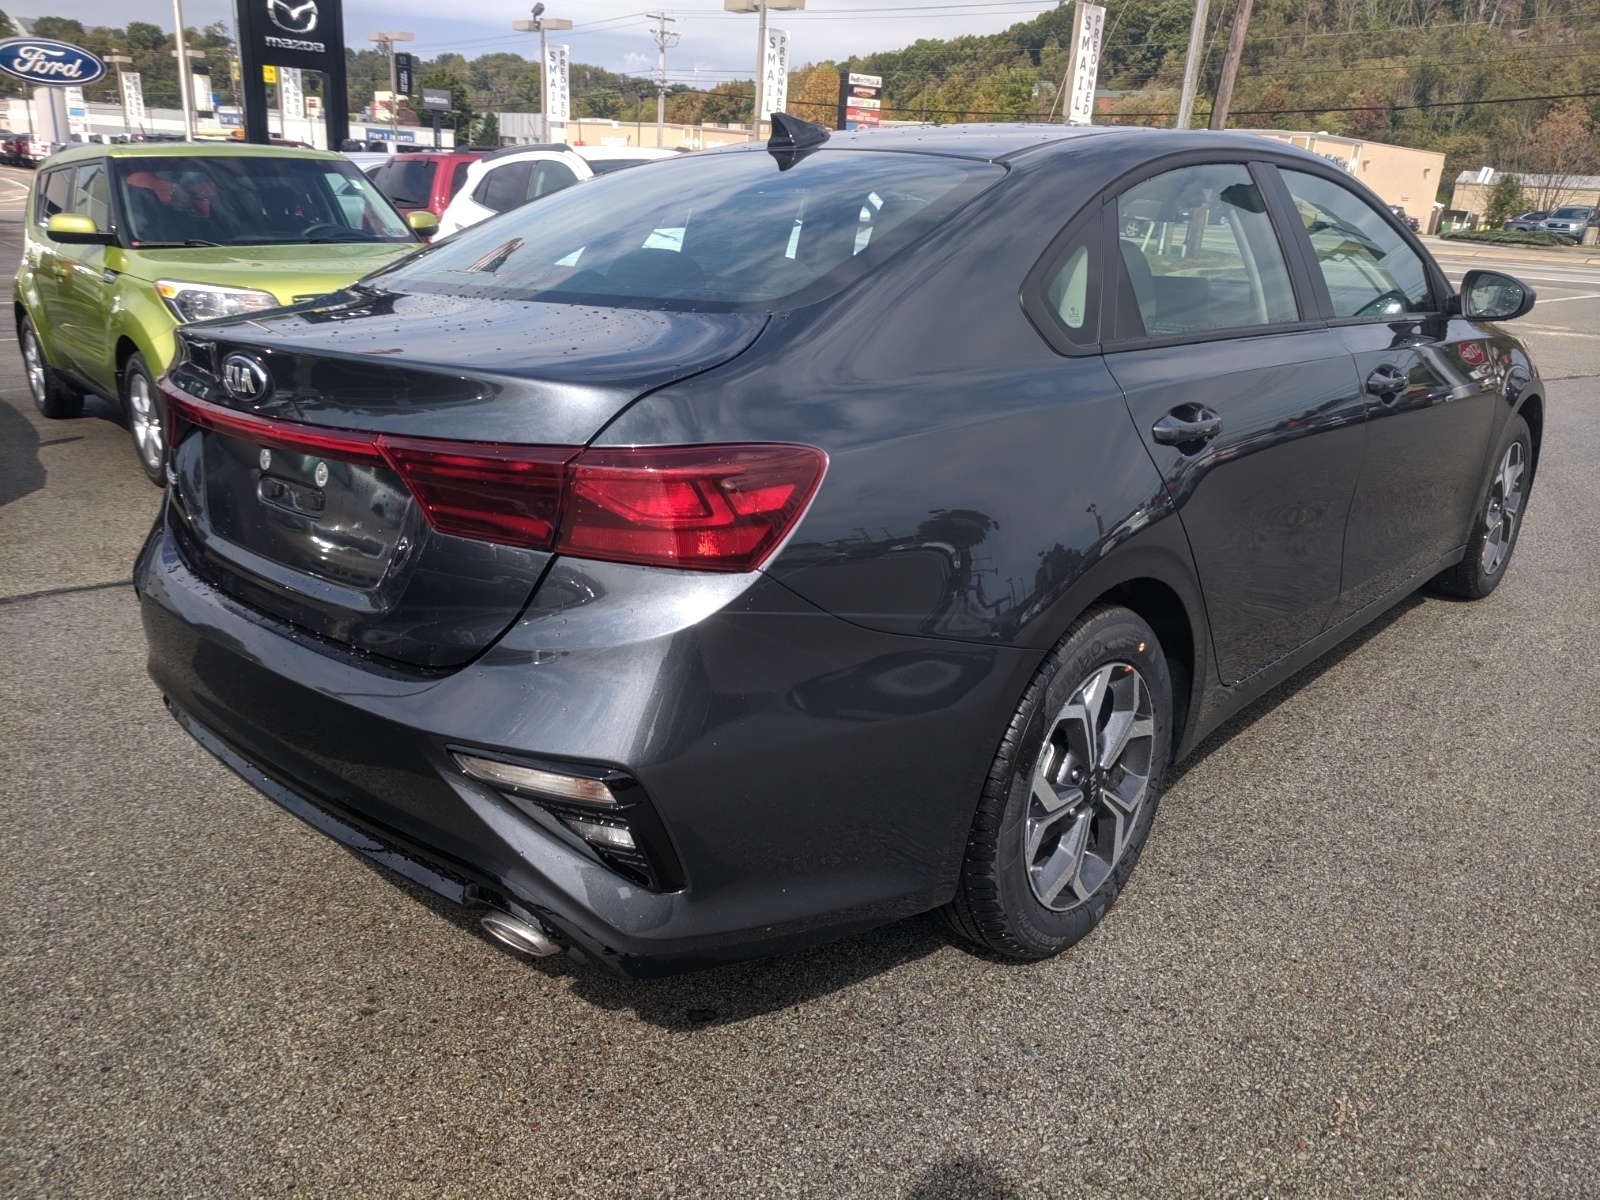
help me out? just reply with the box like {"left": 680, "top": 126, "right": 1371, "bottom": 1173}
{"left": 1483, "top": 173, "right": 1525, "bottom": 225}
{"left": 472, "top": 111, "right": 500, "bottom": 145}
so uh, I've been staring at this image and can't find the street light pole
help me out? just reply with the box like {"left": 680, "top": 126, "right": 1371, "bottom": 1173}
{"left": 724, "top": 0, "right": 803, "bottom": 134}
{"left": 513, "top": 6, "right": 572, "bottom": 143}
{"left": 172, "top": 0, "right": 195, "bottom": 139}
{"left": 367, "top": 30, "right": 414, "bottom": 145}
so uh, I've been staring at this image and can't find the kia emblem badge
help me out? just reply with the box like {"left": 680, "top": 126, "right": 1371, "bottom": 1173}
{"left": 221, "top": 352, "right": 271, "bottom": 403}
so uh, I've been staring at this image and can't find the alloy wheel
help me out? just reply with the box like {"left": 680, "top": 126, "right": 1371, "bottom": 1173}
{"left": 128, "top": 372, "right": 163, "bottom": 474}
{"left": 22, "top": 327, "right": 47, "bottom": 407}
{"left": 1481, "top": 440, "right": 1526, "bottom": 576}
{"left": 1025, "top": 662, "right": 1156, "bottom": 912}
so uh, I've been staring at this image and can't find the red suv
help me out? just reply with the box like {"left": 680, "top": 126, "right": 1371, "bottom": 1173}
{"left": 367, "top": 150, "right": 486, "bottom": 219}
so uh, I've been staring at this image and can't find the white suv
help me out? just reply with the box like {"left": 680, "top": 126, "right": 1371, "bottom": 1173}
{"left": 436, "top": 145, "right": 678, "bottom": 238}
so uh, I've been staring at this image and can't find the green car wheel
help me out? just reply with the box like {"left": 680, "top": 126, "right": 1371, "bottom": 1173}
{"left": 123, "top": 353, "right": 166, "bottom": 488}
{"left": 20, "top": 317, "right": 83, "bottom": 420}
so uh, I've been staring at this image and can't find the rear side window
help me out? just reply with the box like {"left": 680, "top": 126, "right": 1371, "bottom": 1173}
{"left": 372, "top": 149, "right": 1000, "bottom": 311}
{"left": 370, "top": 159, "right": 435, "bottom": 207}
{"left": 1115, "top": 163, "right": 1298, "bottom": 338}
{"left": 36, "top": 167, "right": 73, "bottom": 226}
{"left": 529, "top": 160, "right": 578, "bottom": 200}
{"left": 1279, "top": 169, "right": 1434, "bottom": 318}
{"left": 474, "top": 160, "right": 532, "bottom": 214}
{"left": 1028, "top": 214, "right": 1102, "bottom": 350}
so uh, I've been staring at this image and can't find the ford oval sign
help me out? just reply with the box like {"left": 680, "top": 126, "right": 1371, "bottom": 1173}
{"left": 0, "top": 38, "right": 106, "bottom": 85}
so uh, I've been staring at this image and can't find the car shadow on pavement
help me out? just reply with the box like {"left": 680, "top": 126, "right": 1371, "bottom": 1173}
{"left": 1166, "top": 591, "right": 1425, "bottom": 786}
{"left": 0, "top": 394, "right": 44, "bottom": 507}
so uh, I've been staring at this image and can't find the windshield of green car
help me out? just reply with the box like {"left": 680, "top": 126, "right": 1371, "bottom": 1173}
{"left": 113, "top": 155, "right": 413, "bottom": 248}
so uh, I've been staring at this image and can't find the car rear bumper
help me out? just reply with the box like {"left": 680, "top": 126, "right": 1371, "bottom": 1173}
{"left": 137, "top": 504, "right": 1038, "bottom": 975}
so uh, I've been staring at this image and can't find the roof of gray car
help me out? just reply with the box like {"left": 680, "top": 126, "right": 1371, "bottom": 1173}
{"left": 738, "top": 123, "right": 1333, "bottom": 165}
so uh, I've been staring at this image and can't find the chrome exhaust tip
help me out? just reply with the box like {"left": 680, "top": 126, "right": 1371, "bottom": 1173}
{"left": 479, "top": 910, "right": 562, "bottom": 958}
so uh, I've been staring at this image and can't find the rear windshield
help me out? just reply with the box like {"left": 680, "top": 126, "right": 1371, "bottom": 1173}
{"left": 585, "top": 157, "right": 661, "bottom": 176}
{"left": 369, "top": 158, "right": 437, "bottom": 207}
{"left": 366, "top": 148, "right": 1001, "bottom": 311}
{"left": 113, "top": 155, "right": 413, "bottom": 248}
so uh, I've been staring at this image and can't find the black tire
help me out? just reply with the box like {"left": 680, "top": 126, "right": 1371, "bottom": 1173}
{"left": 946, "top": 604, "right": 1174, "bottom": 960}
{"left": 19, "top": 316, "right": 83, "bottom": 419}
{"left": 122, "top": 353, "right": 167, "bottom": 488}
{"left": 1429, "top": 414, "right": 1532, "bottom": 600}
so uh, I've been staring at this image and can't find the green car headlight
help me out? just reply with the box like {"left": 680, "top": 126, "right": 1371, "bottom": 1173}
{"left": 155, "top": 280, "right": 281, "bottom": 324}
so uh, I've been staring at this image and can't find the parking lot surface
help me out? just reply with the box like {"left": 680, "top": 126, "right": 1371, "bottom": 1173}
{"left": 3, "top": 164, "right": 1598, "bottom": 1196}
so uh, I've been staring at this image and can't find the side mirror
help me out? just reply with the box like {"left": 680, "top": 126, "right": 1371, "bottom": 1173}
{"left": 1456, "top": 269, "right": 1536, "bottom": 321}
{"left": 46, "top": 213, "right": 115, "bottom": 246}
{"left": 406, "top": 210, "right": 440, "bottom": 238}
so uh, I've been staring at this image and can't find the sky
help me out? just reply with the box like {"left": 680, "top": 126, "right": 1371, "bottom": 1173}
{"left": 36, "top": 0, "right": 1064, "bottom": 85}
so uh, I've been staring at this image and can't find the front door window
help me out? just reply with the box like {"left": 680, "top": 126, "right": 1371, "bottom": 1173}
{"left": 1116, "top": 163, "right": 1299, "bottom": 338}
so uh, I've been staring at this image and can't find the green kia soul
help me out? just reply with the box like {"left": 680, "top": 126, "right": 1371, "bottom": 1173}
{"left": 15, "top": 142, "right": 437, "bottom": 484}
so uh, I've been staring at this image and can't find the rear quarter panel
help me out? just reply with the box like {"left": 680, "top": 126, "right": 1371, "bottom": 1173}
{"left": 598, "top": 141, "right": 1202, "bottom": 657}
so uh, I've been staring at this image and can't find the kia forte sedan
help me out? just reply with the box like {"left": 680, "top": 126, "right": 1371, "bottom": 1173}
{"left": 138, "top": 121, "right": 1543, "bottom": 976}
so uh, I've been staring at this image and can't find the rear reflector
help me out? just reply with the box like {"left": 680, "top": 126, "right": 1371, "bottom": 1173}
{"left": 452, "top": 752, "right": 618, "bottom": 807}
{"left": 164, "top": 388, "right": 826, "bottom": 571}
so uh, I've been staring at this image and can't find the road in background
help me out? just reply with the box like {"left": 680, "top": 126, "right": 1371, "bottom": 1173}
{"left": 3, "top": 163, "right": 1598, "bottom": 1196}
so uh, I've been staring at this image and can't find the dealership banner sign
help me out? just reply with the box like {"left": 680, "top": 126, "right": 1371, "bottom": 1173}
{"left": 1064, "top": 2, "right": 1105, "bottom": 126}
{"left": 121, "top": 70, "right": 146, "bottom": 123}
{"left": 545, "top": 44, "right": 571, "bottom": 124}
{"left": 0, "top": 37, "right": 106, "bottom": 85}
{"left": 279, "top": 65, "right": 304, "bottom": 120}
{"left": 760, "top": 28, "right": 790, "bottom": 121}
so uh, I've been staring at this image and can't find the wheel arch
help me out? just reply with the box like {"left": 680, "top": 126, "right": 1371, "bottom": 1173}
{"left": 1515, "top": 389, "right": 1544, "bottom": 483}
{"left": 115, "top": 334, "right": 145, "bottom": 392}
{"left": 1033, "top": 536, "right": 1213, "bottom": 765}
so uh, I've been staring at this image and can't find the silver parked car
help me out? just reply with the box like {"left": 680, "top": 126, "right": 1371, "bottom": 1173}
{"left": 1542, "top": 205, "right": 1595, "bottom": 237}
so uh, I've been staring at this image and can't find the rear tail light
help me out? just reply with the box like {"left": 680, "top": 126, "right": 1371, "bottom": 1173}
{"left": 165, "top": 389, "right": 825, "bottom": 571}
{"left": 558, "top": 445, "right": 826, "bottom": 571}
{"left": 379, "top": 438, "right": 569, "bottom": 549}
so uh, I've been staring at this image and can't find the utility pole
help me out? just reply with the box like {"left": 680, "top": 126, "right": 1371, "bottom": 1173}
{"left": 514, "top": 5, "right": 573, "bottom": 142}
{"left": 1174, "top": 0, "right": 1210, "bottom": 130}
{"left": 647, "top": 12, "right": 678, "bottom": 148}
{"left": 1209, "top": 0, "right": 1253, "bottom": 130}
{"left": 367, "top": 30, "right": 414, "bottom": 145}
{"left": 172, "top": 0, "right": 195, "bottom": 139}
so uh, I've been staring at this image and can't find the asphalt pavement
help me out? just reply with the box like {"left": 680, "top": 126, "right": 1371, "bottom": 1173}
{"left": 3, "top": 163, "right": 1598, "bottom": 1197}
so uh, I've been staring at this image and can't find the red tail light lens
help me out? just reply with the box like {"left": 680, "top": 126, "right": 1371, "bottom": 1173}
{"left": 556, "top": 444, "right": 827, "bottom": 572}
{"left": 164, "top": 389, "right": 825, "bottom": 570}
{"left": 379, "top": 438, "right": 571, "bottom": 549}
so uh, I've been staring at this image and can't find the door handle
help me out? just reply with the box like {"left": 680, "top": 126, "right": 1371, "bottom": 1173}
{"left": 1366, "top": 363, "right": 1407, "bottom": 402}
{"left": 1152, "top": 406, "right": 1224, "bottom": 448}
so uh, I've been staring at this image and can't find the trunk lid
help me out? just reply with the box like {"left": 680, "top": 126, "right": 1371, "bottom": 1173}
{"left": 164, "top": 289, "right": 767, "bottom": 668}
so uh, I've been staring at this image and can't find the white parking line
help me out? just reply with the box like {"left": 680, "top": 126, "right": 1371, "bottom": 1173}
{"left": 1535, "top": 293, "right": 1600, "bottom": 304}
{"left": 1520, "top": 327, "right": 1600, "bottom": 338}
